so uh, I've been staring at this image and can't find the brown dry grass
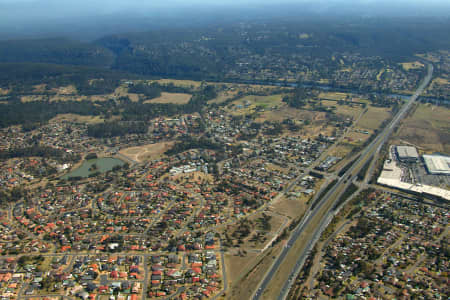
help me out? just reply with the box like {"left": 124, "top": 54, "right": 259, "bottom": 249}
{"left": 427, "top": 77, "right": 450, "bottom": 95}
{"left": 400, "top": 61, "right": 425, "bottom": 71}
{"left": 21, "top": 95, "right": 44, "bottom": 102}
{"left": 356, "top": 106, "right": 391, "bottom": 130}
{"left": 270, "top": 195, "right": 307, "bottom": 220}
{"left": 225, "top": 251, "right": 259, "bottom": 288}
{"left": 57, "top": 85, "right": 77, "bottom": 95}
{"left": 32, "top": 84, "right": 47, "bottom": 93}
{"left": 255, "top": 106, "right": 324, "bottom": 124}
{"left": 260, "top": 182, "right": 347, "bottom": 300}
{"left": 208, "top": 90, "right": 240, "bottom": 104}
{"left": 392, "top": 103, "right": 450, "bottom": 153}
{"left": 227, "top": 94, "right": 285, "bottom": 116}
{"left": 318, "top": 91, "right": 349, "bottom": 101}
{"left": 49, "top": 114, "right": 104, "bottom": 124}
{"left": 228, "top": 243, "right": 284, "bottom": 300}
{"left": 303, "top": 124, "right": 334, "bottom": 139}
{"left": 239, "top": 212, "right": 288, "bottom": 250}
{"left": 332, "top": 143, "right": 355, "bottom": 157}
{"left": 320, "top": 100, "right": 364, "bottom": 120}
{"left": 345, "top": 130, "right": 372, "bottom": 145}
{"left": 144, "top": 92, "right": 192, "bottom": 104}
{"left": 119, "top": 141, "right": 175, "bottom": 163}
{"left": 115, "top": 86, "right": 140, "bottom": 102}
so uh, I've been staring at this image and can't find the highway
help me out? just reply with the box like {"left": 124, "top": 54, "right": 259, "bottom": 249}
{"left": 253, "top": 63, "right": 434, "bottom": 300}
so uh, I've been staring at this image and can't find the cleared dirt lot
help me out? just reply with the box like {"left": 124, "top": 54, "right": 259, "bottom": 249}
{"left": 144, "top": 92, "right": 192, "bottom": 104}
{"left": 119, "top": 141, "right": 174, "bottom": 163}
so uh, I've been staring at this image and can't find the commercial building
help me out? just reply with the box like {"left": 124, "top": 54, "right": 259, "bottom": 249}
{"left": 423, "top": 154, "right": 450, "bottom": 175}
{"left": 378, "top": 160, "right": 450, "bottom": 201}
{"left": 396, "top": 146, "right": 419, "bottom": 163}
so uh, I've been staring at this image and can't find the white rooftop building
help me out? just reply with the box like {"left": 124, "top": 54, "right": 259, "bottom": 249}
{"left": 396, "top": 145, "right": 419, "bottom": 162}
{"left": 377, "top": 151, "right": 450, "bottom": 201}
{"left": 423, "top": 154, "right": 450, "bottom": 175}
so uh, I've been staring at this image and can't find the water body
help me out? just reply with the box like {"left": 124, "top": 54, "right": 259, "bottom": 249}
{"left": 62, "top": 157, "right": 125, "bottom": 179}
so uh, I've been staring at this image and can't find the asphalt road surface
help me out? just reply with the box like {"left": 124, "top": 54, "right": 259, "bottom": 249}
{"left": 253, "top": 63, "right": 433, "bottom": 300}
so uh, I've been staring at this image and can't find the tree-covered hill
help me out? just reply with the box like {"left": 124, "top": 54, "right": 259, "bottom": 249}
{"left": 0, "top": 38, "right": 114, "bottom": 67}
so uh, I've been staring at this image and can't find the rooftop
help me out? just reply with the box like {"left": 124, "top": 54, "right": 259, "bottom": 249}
{"left": 396, "top": 146, "right": 419, "bottom": 159}
{"left": 423, "top": 154, "right": 450, "bottom": 175}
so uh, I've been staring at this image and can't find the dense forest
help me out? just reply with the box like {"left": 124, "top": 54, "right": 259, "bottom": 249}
{"left": 0, "top": 19, "right": 447, "bottom": 81}
{"left": 282, "top": 87, "right": 316, "bottom": 108}
{"left": 0, "top": 18, "right": 447, "bottom": 134}
{"left": 128, "top": 82, "right": 162, "bottom": 99}
{"left": 0, "top": 38, "right": 114, "bottom": 67}
{"left": 0, "top": 100, "right": 104, "bottom": 128}
{"left": 0, "top": 63, "right": 137, "bottom": 94}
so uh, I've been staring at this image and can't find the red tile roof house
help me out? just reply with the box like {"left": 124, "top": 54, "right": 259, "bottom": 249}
{"left": 110, "top": 271, "right": 118, "bottom": 279}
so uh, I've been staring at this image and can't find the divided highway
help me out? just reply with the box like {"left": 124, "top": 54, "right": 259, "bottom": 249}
{"left": 253, "top": 63, "right": 434, "bottom": 300}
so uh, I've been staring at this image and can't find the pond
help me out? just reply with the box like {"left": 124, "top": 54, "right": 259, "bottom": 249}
{"left": 62, "top": 157, "right": 125, "bottom": 179}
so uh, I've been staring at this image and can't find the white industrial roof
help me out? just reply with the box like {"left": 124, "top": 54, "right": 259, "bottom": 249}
{"left": 396, "top": 146, "right": 419, "bottom": 159}
{"left": 423, "top": 154, "right": 450, "bottom": 175}
{"left": 377, "top": 177, "right": 450, "bottom": 201}
{"left": 378, "top": 155, "right": 450, "bottom": 201}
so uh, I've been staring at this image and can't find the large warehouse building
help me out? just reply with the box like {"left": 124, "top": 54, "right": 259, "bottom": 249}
{"left": 396, "top": 146, "right": 419, "bottom": 163}
{"left": 423, "top": 154, "right": 450, "bottom": 175}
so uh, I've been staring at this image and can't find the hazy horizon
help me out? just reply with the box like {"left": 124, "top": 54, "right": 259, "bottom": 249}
{"left": 1, "top": 0, "right": 449, "bottom": 40}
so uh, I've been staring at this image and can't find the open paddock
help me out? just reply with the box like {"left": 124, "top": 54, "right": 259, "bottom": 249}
{"left": 255, "top": 106, "right": 324, "bottom": 124}
{"left": 227, "top": 243, "right": 284, "bottom": 300}
{"left": 320, "top": 99, "right": 364, "bottom": 120}
{"left": 228, "top": 94, "right": 285, "bottom": 116}
{"left": 270, "top": 194, "right": 308, "bottom": 220}
{"left": 356, "top": 106, "right": 391, "bottom": 130}
{"left": 49, "top": 114, "right": 105, "bottom": 124}
{"left": 400, "top": 61, "right": 425, "bottom": 71}
{"left": 344, "top": 129, "right": 373, "bottom": 146}
{"left": 115, "top": 86, "right": 140, "bottom": 102}
{"left": 208, "top": 90, "right": 240, "bottom": 104}
{"left": 392, "top": 103, "right": 450, "bottom": 153}
{"left": 119, "top": 141, "right": 174, "bottom": 163}
{"left": 144, "top": 92, "right": 192, "bottom": 104}
{"left": 318, "top": 91, "right": 349, "bottom": 101}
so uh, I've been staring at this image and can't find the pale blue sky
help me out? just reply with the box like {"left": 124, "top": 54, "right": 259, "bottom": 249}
{"left": 0, "top": 0, "right": 448, "bottom": 39}
{"left": 1, "top": 0, "right": 448, "bottom": 19}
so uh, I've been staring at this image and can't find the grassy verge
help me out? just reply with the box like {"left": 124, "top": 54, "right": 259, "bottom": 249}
{"left": 333, "top": 183, "right": 358, "bottom": 210}
{"left": 310, "top": 179, "right": 338, "bottom": 209}
{"left": 338, "top": 155, "right": 360, "bottom": 177}
{"left": 356, "top": 157, "right": 372, "bottom": 181}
